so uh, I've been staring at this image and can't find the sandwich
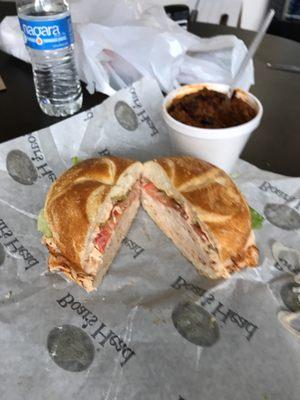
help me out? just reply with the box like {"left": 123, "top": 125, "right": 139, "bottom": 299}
{"left": 40, "top": 157, "right": 142, "bottom": 292}
{"left": 141, "top": 156, "right": 258, "bottom": 278}
{"left": 39, "top": 155, "right": 259, "bottom": 292}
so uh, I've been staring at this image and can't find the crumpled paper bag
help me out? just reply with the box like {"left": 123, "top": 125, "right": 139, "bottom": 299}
{"left": 0, "top": 0, "right": 254, "bottom": 95}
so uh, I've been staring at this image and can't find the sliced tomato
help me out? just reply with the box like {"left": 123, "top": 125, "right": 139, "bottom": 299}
{"left": 143, "top": 181, "right": 175, "bottom": 207}
{"left": 95, "top": 207, "right": 122, "bottom": 253}
{"left": 95, "top": 226, "right": 111, "bottom": 253}
{"left": 94, "top": 184, "right": 139, "bottom": 254}
{"left": 143, "top": 182, "right": 160, "bottom": 198}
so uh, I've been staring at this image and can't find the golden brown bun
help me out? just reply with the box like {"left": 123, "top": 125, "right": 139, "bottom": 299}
{"left": 44, "top": 155, "right": 258, "bottom": 290}
{"left": 44, "top": 157, "right": 142, "bottom": 290}
{"left": 143, "top": 156, "right": 258, "bottom": 277}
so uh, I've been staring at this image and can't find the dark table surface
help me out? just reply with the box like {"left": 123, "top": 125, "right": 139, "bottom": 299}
{"left": 1, "top": 2, "right": 300, "bottom": 176}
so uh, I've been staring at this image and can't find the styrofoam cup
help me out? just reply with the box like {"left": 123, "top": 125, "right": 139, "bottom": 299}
{"left": 162, "top": 83, "right": 263, "bottom": 172}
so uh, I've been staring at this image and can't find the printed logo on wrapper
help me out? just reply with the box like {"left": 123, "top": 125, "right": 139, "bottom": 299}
{"left": 6, "top": 144, "right": 56, "bottom": 185}
{"left": 280, "top": 283, "right": 300, "bottom": 312}
{"left": 272, "top": 242, "right": 300, "bottom": 275}
{"left": 114, "top": 101, "right": 138, "bottom": 131}
{"left": 56, "top": 292, "right": 136, "bottom": 367}
{"left": 171, "top": 276, "right": 259, "bottom": 342}
{"left": 18, "top": 13, "right": 74, "bottom": 51}
{"left": 264, "top": 203, "right": 300, "bottom": 231}
{"left": 47, "top": 325, "right": 95, "bottom": 372}
{"left": 172, "top": 301, "right": 220, "bottom": 347}
{"left": 6, "top": 150, "right": 38, "bottom": 185}
{"left": 258, "top": 181, "right": 300, "bottom": 230}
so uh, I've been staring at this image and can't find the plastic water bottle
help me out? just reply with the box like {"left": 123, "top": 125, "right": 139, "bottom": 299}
{"left": 16, "top": 0, "right": 82, "bottom": 117}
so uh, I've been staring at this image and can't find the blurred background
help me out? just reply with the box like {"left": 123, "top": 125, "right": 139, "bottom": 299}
{"left": 2, "top": 0, "right": 298, "bottom": 41}
{"left": 161, "top": 0, "right": 300, "bottom": 41}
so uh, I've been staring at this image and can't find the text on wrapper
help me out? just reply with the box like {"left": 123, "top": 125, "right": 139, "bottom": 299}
{"left": 171, "top": 276, "right": 258, "bottom": 341}
{"left": 27, "top": 134, "right": 56, "bottom": 182}
{"left": 56, "top": 292, "right": 136, "bottom": 367}
{"left": 130, "top": 85, "right": 159, "bottom": 136}
{"left": 0, "top": 218, "right": 39, "bottom": 269}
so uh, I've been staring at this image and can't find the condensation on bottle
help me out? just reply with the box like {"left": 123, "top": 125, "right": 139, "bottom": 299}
{"left": 16, "top": 0, "right": 82, "bottom": 117}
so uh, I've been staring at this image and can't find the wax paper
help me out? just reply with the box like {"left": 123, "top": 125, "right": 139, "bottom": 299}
{"left": 0, "top": 78, "right": 299, "bottom": 400}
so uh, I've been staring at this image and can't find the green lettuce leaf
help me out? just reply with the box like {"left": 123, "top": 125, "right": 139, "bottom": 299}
{"left": 37, "top": 209, "right": 52, "bottom": 237}
{"left": 249, "top": 206, "right": 264, "bottom": 230}
{"left": 71, "top": 156, "right": 82, "bottom": 166}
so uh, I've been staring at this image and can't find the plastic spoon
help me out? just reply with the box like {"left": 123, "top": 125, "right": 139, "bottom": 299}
{"left": 228, "top": 8, "right": 275, "bottom": 98}
{"left": 190, "top": 0, "right": 200, "bottom": 23}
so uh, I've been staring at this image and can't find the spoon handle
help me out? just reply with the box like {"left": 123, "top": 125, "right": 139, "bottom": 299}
{"left": 267, "top": 63, "right": 300, "bottom": 74}
{"left": 229, "top": 9, "right": 275, "bottom": 97}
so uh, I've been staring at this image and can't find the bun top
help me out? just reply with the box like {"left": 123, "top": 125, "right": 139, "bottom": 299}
{"left": 143, "top": 156, "right": 258, "bottom": 270}
{"left": 44, "top": 157, "right": 142, "bottom": 271}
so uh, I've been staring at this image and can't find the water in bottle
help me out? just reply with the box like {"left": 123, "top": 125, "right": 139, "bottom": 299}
{"left": 16, "top": 0, "right": 82, "bottom": 117}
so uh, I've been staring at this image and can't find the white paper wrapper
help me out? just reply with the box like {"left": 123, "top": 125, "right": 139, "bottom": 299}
{"left": 0, "top": 78, "right": 300, "bottom": 400}
{"left": 0, "top": 0, "right": 254, "bottom": 95}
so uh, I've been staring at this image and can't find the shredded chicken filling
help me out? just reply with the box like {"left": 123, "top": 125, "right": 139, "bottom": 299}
{"left": 142, "top": 181, "right": 210, "bottom": 242}
{"left": 94, "top": 179, "right": 213, "bottom": 254}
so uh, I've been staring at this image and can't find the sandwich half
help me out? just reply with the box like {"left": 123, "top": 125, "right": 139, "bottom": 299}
{"left": 42, "top": 157, "right": 142, "bottom": 292}
{"left": 141, "top": 156, "right": 258, "bottom": 279}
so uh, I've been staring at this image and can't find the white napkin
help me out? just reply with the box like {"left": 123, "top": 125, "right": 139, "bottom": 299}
{"left": 0, "top": 0, "right": 254, "bottom": 96}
